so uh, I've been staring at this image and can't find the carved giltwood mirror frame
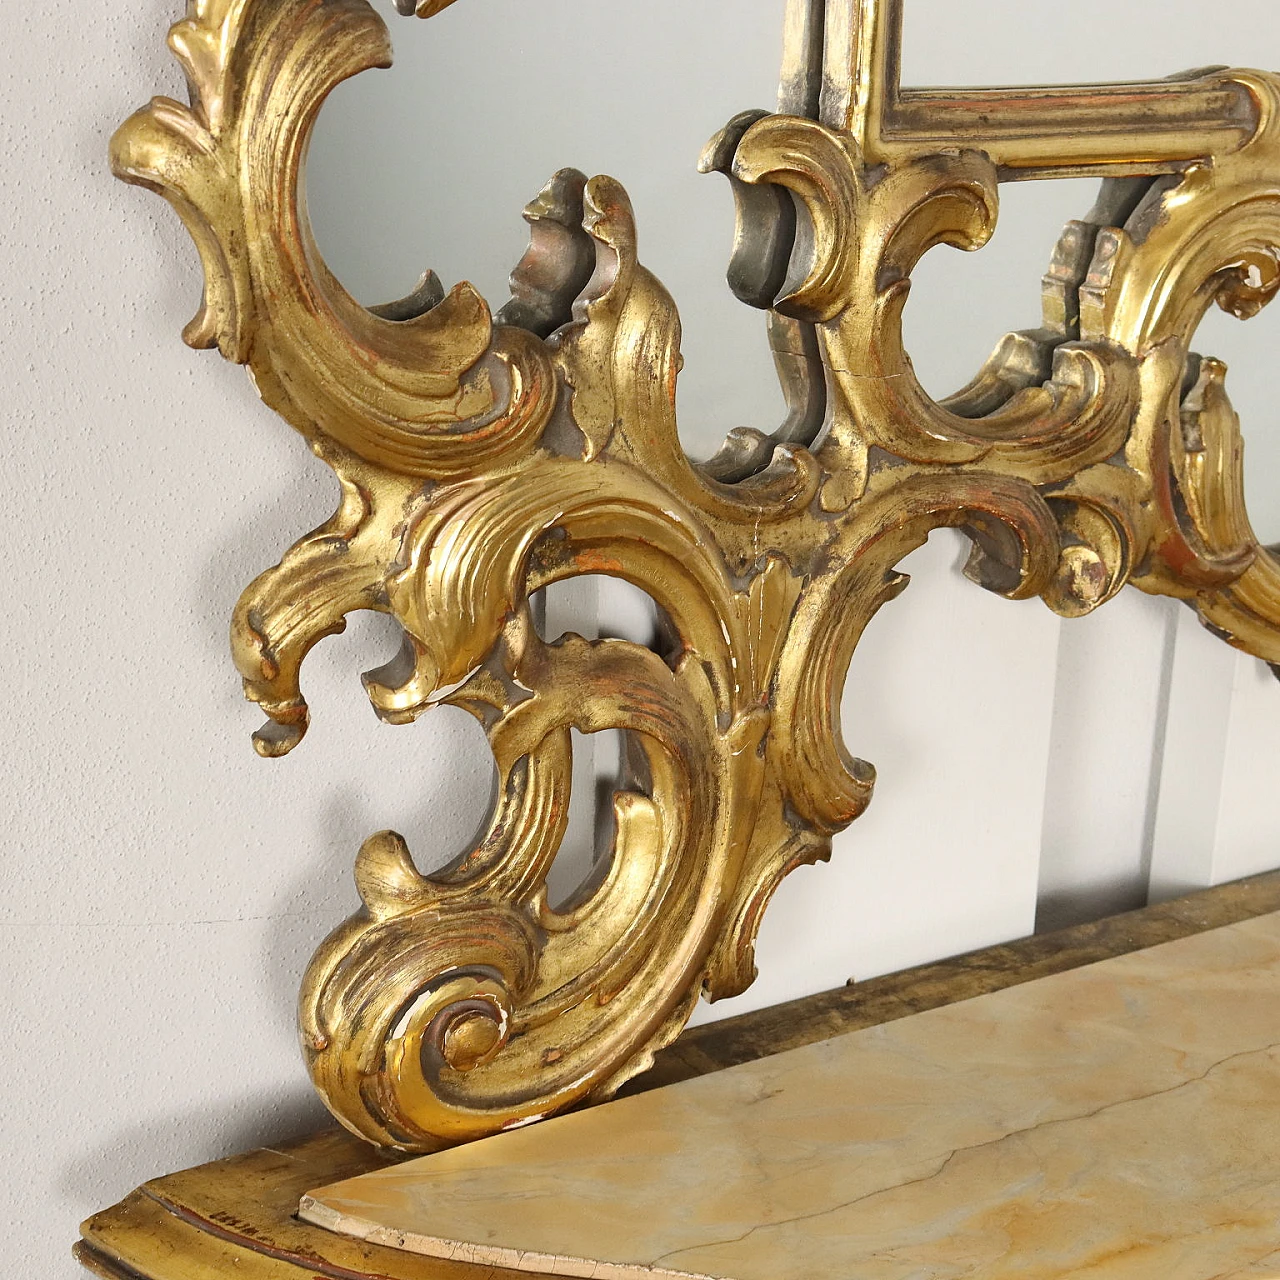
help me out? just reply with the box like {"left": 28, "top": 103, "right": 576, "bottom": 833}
{"left": 110, "top": 0, "right": 1280, "bottom": 1154}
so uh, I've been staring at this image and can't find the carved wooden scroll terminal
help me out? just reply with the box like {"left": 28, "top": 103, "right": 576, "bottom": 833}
{"left": 111, "top": 0, "right": 1280, "bottom": 1153}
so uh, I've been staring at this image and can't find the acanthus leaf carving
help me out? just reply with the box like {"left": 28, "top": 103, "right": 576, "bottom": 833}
{"left": 113, "top": 0, "right": 1280, "bottom": 1152}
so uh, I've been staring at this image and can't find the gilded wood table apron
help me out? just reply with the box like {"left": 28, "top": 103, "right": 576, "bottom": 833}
{"left": 111, "top": 0, "right": 1280, "bottom": 1154}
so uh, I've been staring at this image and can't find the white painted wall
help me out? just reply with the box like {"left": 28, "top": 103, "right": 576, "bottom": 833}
{"left": 4, "top": 1, "right": 1279, "bottom": 1275}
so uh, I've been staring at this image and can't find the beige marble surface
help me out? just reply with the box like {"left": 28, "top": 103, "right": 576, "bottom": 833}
{"left": 300, "top": 913, "right": 1280, "bottom": 1279}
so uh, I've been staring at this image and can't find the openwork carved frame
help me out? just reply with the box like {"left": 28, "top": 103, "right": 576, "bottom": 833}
{"left": 112, "top": 0, "right": 1280, "bottom": 1152}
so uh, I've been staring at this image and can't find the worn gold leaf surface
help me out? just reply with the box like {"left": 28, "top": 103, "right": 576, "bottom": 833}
{"left": 111, "top": 0, "right": 1280, "bottom": 1152}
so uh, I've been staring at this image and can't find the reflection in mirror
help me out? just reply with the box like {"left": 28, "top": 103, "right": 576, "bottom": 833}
{"left": 306, "top": 0, "right": 790, "bottom": 463}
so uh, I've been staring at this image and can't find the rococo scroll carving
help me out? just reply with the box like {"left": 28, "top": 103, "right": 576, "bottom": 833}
{"left": 111, "top": 0, "right": 1280, "bottom": 1152}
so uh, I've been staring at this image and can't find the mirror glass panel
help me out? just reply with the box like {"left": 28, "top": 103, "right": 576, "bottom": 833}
{"left": 902, "top": 0, "right": 1277, "bottom": 87}
{"left": 307, "top": 0, "right": 792, "bottom": 463}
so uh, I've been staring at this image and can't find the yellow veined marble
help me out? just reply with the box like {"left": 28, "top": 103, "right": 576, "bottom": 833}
{"left": 301, "top": 912, "right": 1280, "bottom": 1280}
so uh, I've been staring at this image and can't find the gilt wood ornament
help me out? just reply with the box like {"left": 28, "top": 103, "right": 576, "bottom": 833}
{"left": 112, "top": 0, "right": 1280, "bottom": 1154}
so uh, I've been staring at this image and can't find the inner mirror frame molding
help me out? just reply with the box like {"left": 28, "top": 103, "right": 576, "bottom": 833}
{"left": 110, "top": 0, "right": 1280, "bottom": 1154}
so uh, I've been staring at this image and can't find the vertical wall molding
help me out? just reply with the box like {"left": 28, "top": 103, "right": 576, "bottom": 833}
{"left": 1036, "top": 594, "right": 1181, "bottom": 931}
{"left": 1148, "top": 608, "right": 1239, "bottom": 902}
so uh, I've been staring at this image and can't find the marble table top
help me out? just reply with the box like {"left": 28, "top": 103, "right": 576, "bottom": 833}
{"left": 300, "top": 911, "right": 1280, "bottom": 1279}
